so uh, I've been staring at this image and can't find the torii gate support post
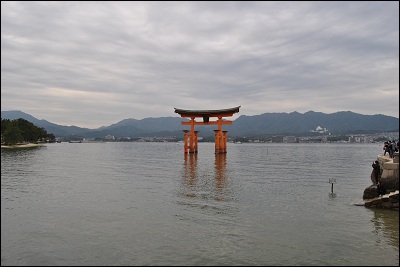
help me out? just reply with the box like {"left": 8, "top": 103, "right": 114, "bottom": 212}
{"left": 183, "top": 130, "right": 189, "bottom": 154}
{"left": 215, "top": 131, "right": 228, "bottom": 154}
{"left": 213, "top": 130, "right": 220, "bottom": 154}
{"left": 213, "top": 117, "right": 229, "bottom": 154}
{"left": 194, "top": 131, "right": 199, "bottom": 153}
{"left": 189, "top": 118, "right": 196, "bottom": 153}
{"left": 222, "top": 131, "right": 228, "bottom": 153}
{"left": 217, "top": 117, "right": 223, "bottom": 154}
{"left": 187, "top": 118, "right": 199, "bottom": 154}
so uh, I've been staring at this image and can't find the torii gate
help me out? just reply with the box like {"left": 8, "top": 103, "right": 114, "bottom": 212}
{"left": 174, "top": 106, "right": 240, "bottom": 154}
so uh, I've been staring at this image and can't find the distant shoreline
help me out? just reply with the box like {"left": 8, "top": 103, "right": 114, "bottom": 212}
{"left": 1, "top": 143, "right": 45, "bottom": 149}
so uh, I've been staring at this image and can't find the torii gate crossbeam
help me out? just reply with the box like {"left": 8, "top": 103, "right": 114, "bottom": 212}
{"left": 174, "top": 106, "right": 240, "bottom": 154}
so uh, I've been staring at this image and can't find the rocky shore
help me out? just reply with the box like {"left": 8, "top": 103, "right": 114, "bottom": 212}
{"left": 1, "top": 143, "right": 45, "bottom": 149}
{"left": 362, "top": 152, "right": 399, "bottom": 211}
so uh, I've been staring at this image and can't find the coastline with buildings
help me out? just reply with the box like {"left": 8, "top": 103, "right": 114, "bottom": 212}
{"left": 64, "top": 131, "right": 398, "bottom": 144}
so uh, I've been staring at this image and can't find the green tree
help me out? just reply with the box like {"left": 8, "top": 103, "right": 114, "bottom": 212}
{"left": 1, "top": 118, "right": 52, "bottom": 144}
{"left": 47, "top": 133, "right": 56, "bottom": 141}
{"left": 3, "top": 122, "right": 24, "bottom": 145}
{"left": 1, "top": 119, "right": 11, "bottom": 134}
{"left": 14, "top": 118, "right": 48, "bottom": 142}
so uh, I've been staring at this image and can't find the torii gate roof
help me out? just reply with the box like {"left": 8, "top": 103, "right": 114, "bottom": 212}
{"left": 174, "top": 106, "right": 240, "bottom": 117}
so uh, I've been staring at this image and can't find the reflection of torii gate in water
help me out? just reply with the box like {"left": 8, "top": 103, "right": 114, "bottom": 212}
{"left": 174, "top": 106, "right": 240, "bottom": 154}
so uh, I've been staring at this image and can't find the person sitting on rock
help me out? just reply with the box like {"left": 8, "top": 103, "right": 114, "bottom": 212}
{"left": 371, "top": 160, "right": 380, "bottom": 185}
{"left": 376, "top": 181, "right": 386, "bottom": 196}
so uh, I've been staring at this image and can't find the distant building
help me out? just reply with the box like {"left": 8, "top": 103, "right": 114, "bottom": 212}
{"left": 348, "top": 135, "right": 372, "bottom": 143}
{"left": 284, "top": 136, "right": 297, "bottom": 143}
{"left": 104, "top": 135, "right": 115, "bottom": 140}
{"left": 272, "top": 136, "right": 284, "bottom": 143}
{"left": 311, "top": 126, "right": 328, "bottom": 133}
{"left": 349, "top": 136, "right": 356, "bottom": 143}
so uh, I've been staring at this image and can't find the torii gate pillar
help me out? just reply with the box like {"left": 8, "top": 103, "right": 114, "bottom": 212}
{"left": 183, "top": 129, "right": 199, "bottom": 154}
{"left": 174, "top": 106, "right": 240, "bottom": 154}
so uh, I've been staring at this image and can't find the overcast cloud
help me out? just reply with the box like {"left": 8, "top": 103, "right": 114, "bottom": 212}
{"left": 1, "top": 1, "right": 399, "bottom": 128}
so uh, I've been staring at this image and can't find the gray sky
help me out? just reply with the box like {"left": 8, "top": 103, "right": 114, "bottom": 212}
{"left": 1, "top": 1, "right": 399, "bottom": 128}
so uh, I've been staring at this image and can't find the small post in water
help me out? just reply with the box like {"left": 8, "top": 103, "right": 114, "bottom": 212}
{"left": 329, "top": 178, "right": 337, "bottom": 194}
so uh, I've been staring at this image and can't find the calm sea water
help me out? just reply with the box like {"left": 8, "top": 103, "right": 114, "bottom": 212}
{"left": 1, "top": 142, "right": 398, "bottom": 266}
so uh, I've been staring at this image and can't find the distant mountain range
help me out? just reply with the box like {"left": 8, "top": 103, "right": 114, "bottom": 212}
{"left": 1, "top": 110, "right": 399, "bottom": 138}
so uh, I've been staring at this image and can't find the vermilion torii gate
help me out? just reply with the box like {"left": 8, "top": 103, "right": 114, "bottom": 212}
{"left": 174, "top": 106, "right": 240, "bottom": 154}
